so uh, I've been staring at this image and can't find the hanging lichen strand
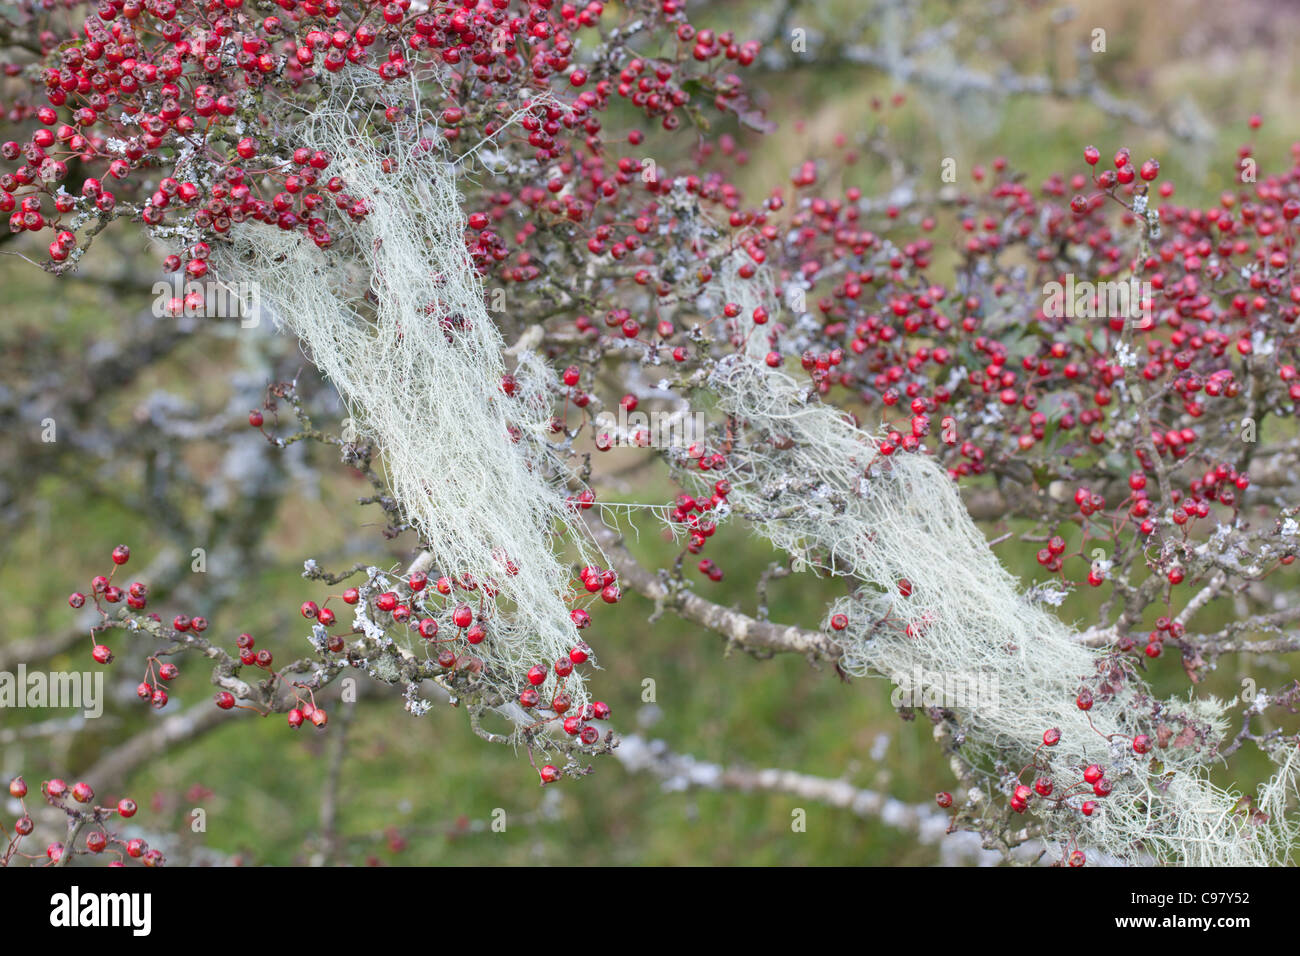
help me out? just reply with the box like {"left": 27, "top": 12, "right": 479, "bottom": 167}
{"left": 694, "top": 254, "right": 1299, "bottom": 865}
{"left": 210, "top": 75, "right": 594, "bottom": 715}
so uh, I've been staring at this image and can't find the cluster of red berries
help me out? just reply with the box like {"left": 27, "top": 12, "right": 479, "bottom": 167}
{"left": 935, "top": 720, "right": 1159, "bottom": 867}
{"left": 2, "top": 0, "right": 761, "bottom": 283}
{"left": 4, "top": 776, "right": 159, "bottom": 867}
{"left": 136, "top": 656, "right": 180, "bottom": 711}
{"left": 68, "top": 545, "right": 203, "bottom": 711}
{"left": 68, "top": 543, "right": 140, "bottom": 616}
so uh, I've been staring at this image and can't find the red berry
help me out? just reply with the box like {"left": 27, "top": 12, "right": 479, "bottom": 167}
{"left": 935, "top": 791, "right": 953, "bottom": 808}
{"left": 117, "top": 798, "right": 137, "bottom": 817}
{"left": 540, "top": 765, "right": 560, "bottom": 784}
{"left": 1043, "top": 728, "right": 1061, "bottom": 746}
{"left": 527, "top": 665, "right": 547, "bottom": 686}
{"left": 9, "top": 777, "right": 27, "bottom": 798}
{"left": 71, "top": 782, "right": 94, "bottom": 803}
{"left": 92, "top": 644, "right": 113, "bottom": 664}
{"left": 111, "top": 544, "right": 130, "bottom": 565}
{"left": 215, "top": 692, "right": 235, "bottom": 709}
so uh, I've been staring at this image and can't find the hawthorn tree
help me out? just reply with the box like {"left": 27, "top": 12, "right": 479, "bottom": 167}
{"left": 1, "top": 0, "right": 1299, "bottom": 867}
